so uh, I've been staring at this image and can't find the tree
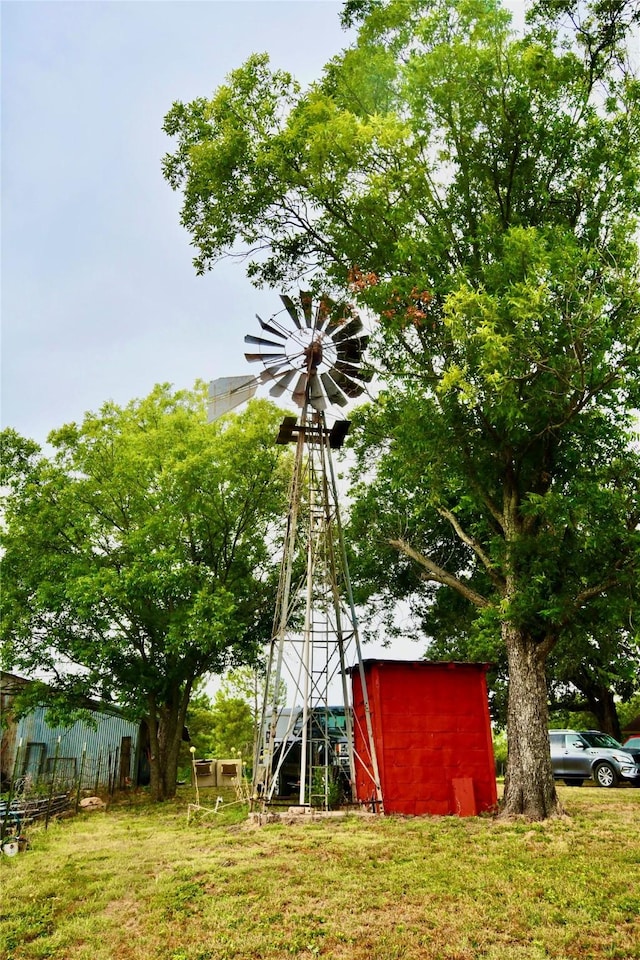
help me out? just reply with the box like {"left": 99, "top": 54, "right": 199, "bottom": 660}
{"left": 547, "top": 620, "right": 640, "bottom": 739}
{"left": 346, "top": 393, "right": 640, "bottom": 735}
{"left": 345, "top": 431, "right": 640, "bottom": 739}
{"left": 209, "top": 692, "right": 254, "bottom": 760}
{"left": 0, "top": 387, "right": 291, "bottom": 801}
{"left": 618, "top": 692, "right": 640, "bottom": 734}
{"left": 163, "top": 0, "right": 640, "bottom": 817}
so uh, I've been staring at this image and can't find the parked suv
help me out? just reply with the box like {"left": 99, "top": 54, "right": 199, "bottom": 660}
{"left": 549, "top": 730, "right": 640, "bottom": 788}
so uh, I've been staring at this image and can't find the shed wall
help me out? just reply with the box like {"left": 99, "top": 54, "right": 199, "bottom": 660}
{"left": 352, "top": 660, "right": 497, "bottom": 816}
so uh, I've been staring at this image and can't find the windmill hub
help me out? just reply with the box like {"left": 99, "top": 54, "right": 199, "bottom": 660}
{"left": 304, "top": 338, "right": 323, "bottom": 372}
{"left": 285, "top": 327, "right": 335, "bottom": 374}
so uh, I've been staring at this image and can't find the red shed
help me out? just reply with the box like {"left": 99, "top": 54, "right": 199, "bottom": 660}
{"left": 352, "top": 660, "right": 497, "bottom": 816}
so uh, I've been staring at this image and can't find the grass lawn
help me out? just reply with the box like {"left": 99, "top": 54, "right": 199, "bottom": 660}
{"left": 1, "top": 784, "right": 638, "bottom": 960}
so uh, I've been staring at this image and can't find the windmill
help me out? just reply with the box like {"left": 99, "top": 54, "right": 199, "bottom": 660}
{"left": 229, "top": 291, "right": 384, "bottom": 813}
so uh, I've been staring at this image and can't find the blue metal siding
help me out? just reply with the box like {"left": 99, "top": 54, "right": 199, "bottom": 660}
{"left": 13, "top": 708, "right": 141, "bottom": 789}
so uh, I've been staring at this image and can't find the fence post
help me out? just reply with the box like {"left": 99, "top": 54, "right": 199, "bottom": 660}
{"left": 75, "top": 743, "right": 87, "bottom": 814}
{"left": 45, "top": 736, "right": 61, "bottom": 829}
{"left": 10, "top": 737, "right": 24, "bottom": 788}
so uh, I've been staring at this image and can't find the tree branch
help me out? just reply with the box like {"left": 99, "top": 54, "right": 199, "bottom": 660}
{"left": 389, "top": 537, "right": 490, "bottom": 609}
{"left": 435, "top": 505, "right": 505, "bottom": 589}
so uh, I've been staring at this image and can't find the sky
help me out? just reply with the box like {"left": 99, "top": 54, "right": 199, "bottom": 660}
{"left": 2, "top": 0, "right": 359, "bottom": 447}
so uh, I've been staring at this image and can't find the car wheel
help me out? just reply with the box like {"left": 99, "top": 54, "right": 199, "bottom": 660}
{"left": 563, "top": 779, "right": 583, "bottom": 786}
{"left": 594, "top": 762, "right": 618, "bottom": 788}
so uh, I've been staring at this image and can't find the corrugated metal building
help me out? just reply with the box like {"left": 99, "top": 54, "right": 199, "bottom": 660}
{"left": 1, "top": 672, "right": 145, "bottom": 792}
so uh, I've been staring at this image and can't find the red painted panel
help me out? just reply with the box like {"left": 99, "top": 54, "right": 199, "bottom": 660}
{"left": 452, "top": 777, "right": 477, "bottom": 816}
{"left": 352, "top": 660, "right": 498, "bottom": 817}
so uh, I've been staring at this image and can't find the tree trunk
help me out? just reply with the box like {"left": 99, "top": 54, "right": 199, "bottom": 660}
{"left": 593, "top": 689, "right": 623, "bottom": 742}
{"left": 578, "top": 678, "right": 622, "bottom": 741}
{"left": 147, "top": 706, "right": 164, "bottom": 802}
{"left": 146, "top": 683, "right": 193, "bottom": 801}
{"left": 501, "top": 622, "right": 563, "bottom": 819}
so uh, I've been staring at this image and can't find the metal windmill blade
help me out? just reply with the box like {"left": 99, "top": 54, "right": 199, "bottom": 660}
{"left": 334, "top": 359, "right": 374, "bottom": 381}
{"left": 257, "top": 314, "right": 288, "bottom": 341}
{"left": 320, "top": 372, "right": 349, "bottom": 407}
{"left": 291, "top": 372, "right": 308, "bottom": 406}
{"left": 300, "top": 291, "right": 314, "bottom": 328}
{"left": 280, "top": 294, "right": 303, "bottom": 329}
{"left": 269, "top": 368, "right": 298, "bottom": 397}
{"left": 336, "top": 335, "right": 370, "bottom": 364}
{"left": 259, "top": 359, "right": 294, "bottom": 382}
{"left": 330, "top": 367, "right": 365, "bottom": 398}
{"left": 245, "top": 351, "right": 288, "bottom": 364}
{"left": 332, "top": 316, "right": 364, "bottom": 342}
{"left": 314, "top": 296, "right": 336, "bottom": 333}
{"left": 308, "top": 372, "right": 327, "bottom": 410}
{"left": 324, "top": 302, "right": 355, "bottom": 336}
{"left": 245, "top": 334, "right": 287, "bottom": 350}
